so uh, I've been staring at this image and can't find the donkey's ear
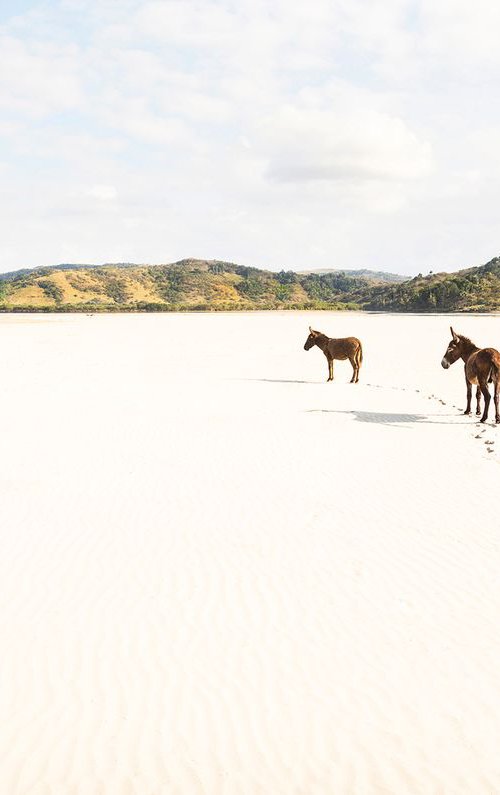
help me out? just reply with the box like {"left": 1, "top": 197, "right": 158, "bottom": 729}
{"left": 450, "top": 326, "right": 459, "bottom": 342}
{"left": 309, "top": 326, "right": 313, "bottom": 333}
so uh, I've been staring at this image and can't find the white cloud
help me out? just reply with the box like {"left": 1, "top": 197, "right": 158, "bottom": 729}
{"left": 0, "top": 0, "right": 500, "bottom": 274}
{"left": 135, "top": 1, "right": 240, "bottom": 49}
{"left": 0, "top": 35, "right": 82, "bottom": 117}
{"left": 85, "top": 184, "right": 117, "bottom": 201}
{"left": 258, "top": 103, "right": 432, "bottom": 185}
{"left": 421, "top": 0, "right": 500, "bottom": 68}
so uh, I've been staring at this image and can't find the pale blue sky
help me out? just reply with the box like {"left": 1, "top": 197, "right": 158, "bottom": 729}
{"left": 0, "top": 2, "right": 36, "bottom": 22}
{"left": 1, "top": 0, "right": 500, "bottom": 275}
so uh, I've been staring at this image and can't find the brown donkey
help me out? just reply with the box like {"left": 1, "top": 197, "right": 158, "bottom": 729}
{"left": 304, "top": 327, "right": 363, "bottom": 383}
{"left": 441, "top": 327, "right": 500, "bottom": 423}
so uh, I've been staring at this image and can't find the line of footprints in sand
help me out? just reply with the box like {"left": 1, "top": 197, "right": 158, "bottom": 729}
{"left": 422, "top": 389, "right": 496, "bottom": 454}
{"left": 367, "top": 383, "right": 496, "bottom": 455}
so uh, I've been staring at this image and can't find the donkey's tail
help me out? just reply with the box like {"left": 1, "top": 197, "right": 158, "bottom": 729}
{"left": 357, "top": 342, "right": 363, "bottom": 366}
{"left": 488, "top": 361, "right": 499, "bottom": 384}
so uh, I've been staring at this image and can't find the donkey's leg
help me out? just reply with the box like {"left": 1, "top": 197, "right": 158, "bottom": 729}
{"left": 348, "top": 356, "right": 357, "bottom": 383}
{"left": 355, "top": 350, "right": 361, "bottom": 382}
{"left": 476, "top": 386, "right": 482, "bottom": 416}
{"left": 464, "top": 379, "right": 472, "bottom": 415}
{"left": 327, "top": 356, "right": 334, "bottom": 382}
{"left": 494, "top": 379, "right": 500, "bottom": 423}
{"left": 480, "top": 383, "right": 491, "bottom": 423}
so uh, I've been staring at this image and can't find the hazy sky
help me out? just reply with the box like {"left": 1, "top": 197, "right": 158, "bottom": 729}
{"left": 1, "top": 0, "right": 500, "bottom": 275}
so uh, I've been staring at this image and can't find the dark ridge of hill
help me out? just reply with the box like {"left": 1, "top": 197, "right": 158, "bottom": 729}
{"left": 0, "top": 255, "right": 499, "bottom": 312}
{"left": 0, "top": 259, "right": 404, "bottom": 282}
{"left": 0, "top": 263, "right": 95, "bottom": 281}
{"left": 297, "top": 268, "right": 406, "bottom": 283}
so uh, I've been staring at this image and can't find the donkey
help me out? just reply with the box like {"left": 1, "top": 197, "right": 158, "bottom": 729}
{"left": 304, "top": 327, "right": 363, "bottom": 383}
{"left": 441, "top": 327, "right": 500, "bottom": 423}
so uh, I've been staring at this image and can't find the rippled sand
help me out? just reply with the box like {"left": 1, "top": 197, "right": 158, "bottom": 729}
{"left": 1, "top": 311, "right": 499, "bottom": 794}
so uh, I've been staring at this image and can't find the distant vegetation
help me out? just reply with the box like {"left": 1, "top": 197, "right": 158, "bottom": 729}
{"left": 357, "top": 257, "right": 500, "bottom": 312}
{"left": 0, "top": 256, "right": 499, "bottom": 313}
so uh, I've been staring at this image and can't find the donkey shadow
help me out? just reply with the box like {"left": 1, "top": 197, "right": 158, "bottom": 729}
{"left": 246, "top": 378, "right": 321, "bottom": 385}
{"left": 307, "top": 410, "right": 464, "bottom": 427}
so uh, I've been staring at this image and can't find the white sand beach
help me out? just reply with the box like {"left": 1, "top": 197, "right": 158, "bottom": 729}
{"left": 1, "top": 311, "right": 499, "bottom": 795}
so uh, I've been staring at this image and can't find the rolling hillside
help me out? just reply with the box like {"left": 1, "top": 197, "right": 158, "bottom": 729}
{"left": 0, "top": 256, "right": 499, "bottom": 312}
{"left": 357, "top": 256, "right": 500, "bottom": 312}
{"left": 0, "top": 259, "right": 389, "bottom": 312}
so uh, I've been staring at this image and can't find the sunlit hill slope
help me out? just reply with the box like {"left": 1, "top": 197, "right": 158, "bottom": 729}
{"left": 0, "top": 256, "right": 499, "bottom": 312}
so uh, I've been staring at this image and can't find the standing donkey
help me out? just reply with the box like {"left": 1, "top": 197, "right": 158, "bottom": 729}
{"left": 304, "top": 327, "right": 363, "bottom": 383}
{"left": 441, "top": 326, "right": 500, "bottom": 423}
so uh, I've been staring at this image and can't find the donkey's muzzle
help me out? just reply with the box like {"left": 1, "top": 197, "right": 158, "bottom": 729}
{"left": 441, "top": 357, "right": 450, "bottom": 369}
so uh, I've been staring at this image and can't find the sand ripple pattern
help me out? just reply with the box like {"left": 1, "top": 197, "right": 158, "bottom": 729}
{"left": 1, "top": 311, "right": 499, "bottom": 794}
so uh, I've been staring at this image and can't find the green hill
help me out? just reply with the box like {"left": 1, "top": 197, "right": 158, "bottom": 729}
{"left": 356, "top": 257, "right": 500, "bottom": 312}
{"left": 0, "top": 255, "right": 499, "bottom": 312}
{"left": 297, "top": 268, "right": 405, "bottom": 283}
{"left": 0, "top": 259, "right": 385, "bottom": 312}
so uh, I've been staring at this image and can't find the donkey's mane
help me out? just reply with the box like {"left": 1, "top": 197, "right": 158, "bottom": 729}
{"left": 458, "top": 333, "right": 476, "bottom": 347}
